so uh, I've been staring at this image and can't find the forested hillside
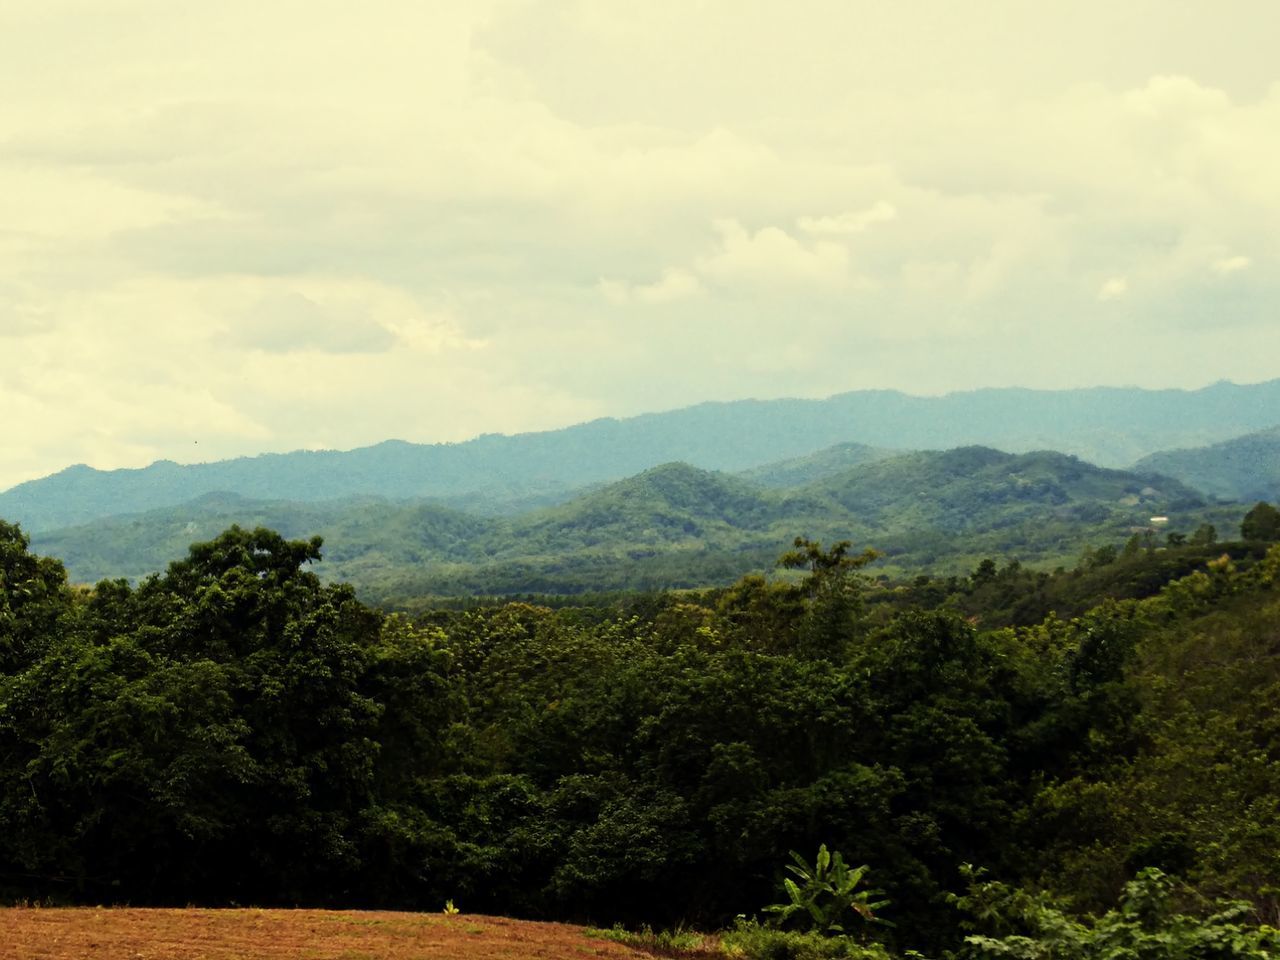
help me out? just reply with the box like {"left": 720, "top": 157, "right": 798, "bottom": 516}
{"left": 6, "top": 379, "right": 1280, "bottom": 533}
{"left": 3, "top": 519, "right": 1279, "bottom": 956}
{"left": 29, "top": 449, "right": 1230, "bottom": 603}
{"left": 1133, "top": 425, "right": 1280, "bottom": 503}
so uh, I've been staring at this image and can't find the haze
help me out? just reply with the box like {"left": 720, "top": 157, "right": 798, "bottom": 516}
{"left": 3, "top": 1, "right": 1279, "bottom": 490}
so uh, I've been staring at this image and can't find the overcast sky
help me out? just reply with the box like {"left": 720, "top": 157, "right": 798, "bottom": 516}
{"left": 3, "top": 1, "right": 1279, "bottom": 489}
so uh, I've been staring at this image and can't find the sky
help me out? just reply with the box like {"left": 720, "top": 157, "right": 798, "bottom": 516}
{"left": 2, "top": 1, "right": 1279, "bottom": 490}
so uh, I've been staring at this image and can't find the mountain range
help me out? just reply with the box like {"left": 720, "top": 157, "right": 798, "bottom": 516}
{"left": 29, "top": 446, "right": 1227, "bottom": 603}
{"left": 6, "top": 379, "right": 1280, "bottom": 534}
{"left": 6, "top": 381, "right": 1278, "bottom": 601}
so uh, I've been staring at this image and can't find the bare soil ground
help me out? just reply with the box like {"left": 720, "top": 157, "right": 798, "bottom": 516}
{"left": 0, "top": 907, "right": 653, "bottom": 960}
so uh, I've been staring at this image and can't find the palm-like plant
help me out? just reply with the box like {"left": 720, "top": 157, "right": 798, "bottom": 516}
{"left": 763, "top": 844, "right": 891, "bottom": 933}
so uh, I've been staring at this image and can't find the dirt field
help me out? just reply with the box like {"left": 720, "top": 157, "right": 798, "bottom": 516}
{"left": 0, "top": 907, "right": 655, "bottom": 960}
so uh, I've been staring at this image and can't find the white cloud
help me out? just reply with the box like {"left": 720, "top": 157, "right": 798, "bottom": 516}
{"left": 1098, "top": 277, "right": 1129, "bottom": 301}
{"left": 695, "top": 220, "right": 852, "bottom": 289}
{"left": 797, "top": 202, "right": 897, "bottom": 235}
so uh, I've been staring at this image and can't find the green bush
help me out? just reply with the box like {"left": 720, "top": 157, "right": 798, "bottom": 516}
{"left": 951, "top": 865, "right": 1280, "bottom": 960}
{"left": 723, "top": 919, "right": 895, "bottom": 960}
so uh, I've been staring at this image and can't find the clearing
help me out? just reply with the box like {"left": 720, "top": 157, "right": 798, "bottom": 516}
{"left": 0, "top": 907, "right": 653, "bottom": 960}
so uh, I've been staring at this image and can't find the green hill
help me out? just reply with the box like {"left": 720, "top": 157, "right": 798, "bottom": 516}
{"left": 1132, "top": 424, "right": 1280, "bottom": 502}
{"left": 736, "top": 441, "right": 902, "bottom": 487}
{"left": 7, "top": 379, "right": 1280, "bottom": 533}
{"left": 32, "top": 494, "right": 495, "bottom": 585}
{"left": 27, "top": 448, "right": 1236, "bottom": 603}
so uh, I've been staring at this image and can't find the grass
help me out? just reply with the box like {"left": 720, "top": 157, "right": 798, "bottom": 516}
{"left": 586, "top": 924, "right": 722, "bottom": 957}
{"left": 586, "top": 921, "right": 897, "bottom": 960}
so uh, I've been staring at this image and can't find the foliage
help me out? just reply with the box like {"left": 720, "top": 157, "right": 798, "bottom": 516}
{"left": 1240, "top": 501, "right": 1280, "bottom": 542}
{"left": 723, "top": 919, "right": 895, "bottom": 960}
{"left": 589, "top": 919, "right": 894, "bottom": 960}
{"left": 763, "top": 845, "right": 890, "bottom": 933}
{"left": 951, "top": 865, "right": 1280, "bottom": 960}
{"left": 2, "top": 522, "right": 1280, "bottom": 957}
{"left": 586, "top": 922, "right": 713, "bottom": 955}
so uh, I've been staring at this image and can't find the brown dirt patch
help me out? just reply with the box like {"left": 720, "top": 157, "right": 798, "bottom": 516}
{"left": 0, "top": 907, "right": 653, "bottom": 960}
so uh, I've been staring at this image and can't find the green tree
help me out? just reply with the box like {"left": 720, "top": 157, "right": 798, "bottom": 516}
{"left": 1240, "top": 502, "right": 1280, "bottom": 542}
{"left": 1190, "top": 523, "right": 1217, "bottom": 546}
{"left": 0, "top": 526, "right": 388, "bottom": 904}
{"left": 0, "top": 520, "right": 75, "bottom": 673}
{"left": 778, "top": 537, "right": 879, "bottom": 657}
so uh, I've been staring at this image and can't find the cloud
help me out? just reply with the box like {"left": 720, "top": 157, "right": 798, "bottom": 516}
{"left": 230, "top": 292, "right": 397, "bottom": 354}
{"left": 599, "top": 268, "right": 702, "bottom": 305}
{"left": 1212, "top": 255, "right": 1252, "bottom": 275}
{"left": 5, "top": 2, "right": 1280, "bottom": 487}
{"left": 1097, "top": 277, "right": 1129, "bottom": 301}
{"left": 797, "top": 202, "right": 897, "bottom": 235}
{"left": 695, "top": 219, "right": 852, "bottom": 289}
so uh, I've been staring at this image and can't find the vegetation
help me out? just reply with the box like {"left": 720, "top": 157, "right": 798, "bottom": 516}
{"left": 28, "top": 449, "right": 1234, "bottom": 604}
{"left": 762, "top": 845, "right": 889, "bottom": 933}
{"left": 3, "top": 511, "right": 1280, "bottom": 956}
{"left": 1134, "top": 425, "right": 1280, "bottom": 504}
{"left": 1240, "top": 500, "right": 1280, "bottom": 542}
{"left": 951, "top": 866, "right": 1280, "bottom": 960}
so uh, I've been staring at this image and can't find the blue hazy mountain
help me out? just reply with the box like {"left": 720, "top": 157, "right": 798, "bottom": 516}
{"left": 30, "top": 449, "right": 1215, "bottom": 599}
{"left": 4, "top": 379, "right": 1278, "bottom": 533}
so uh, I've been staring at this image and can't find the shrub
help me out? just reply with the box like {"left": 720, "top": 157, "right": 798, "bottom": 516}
{"left": 763, "top": 845, "right": 891, "bottom": 934}
{"left": 950, "top": 865, "right": 1280, "bottom": 960}
{"left": 723, "top": 919, "right": 895, "bottom": 960}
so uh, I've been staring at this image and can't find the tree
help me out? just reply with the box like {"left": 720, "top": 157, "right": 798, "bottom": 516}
{"left": 0, "top": 520, "right": 74, "bottom": 673}
{"left": 1189, "top": 523, "right": 1217, "bottom": 546}
{"left": 0, "top": 526, "right": 388, "bottom": 905}
{"left": 777, "top": 537, "right": 879, "bottom": 657}
{"left": 1240, "top": 502, "right": 1280, "bottom": 542}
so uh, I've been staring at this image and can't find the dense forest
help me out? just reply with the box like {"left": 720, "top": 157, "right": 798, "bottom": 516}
{"left": 3, "top": 509, "right": 1280, "bottom": 957}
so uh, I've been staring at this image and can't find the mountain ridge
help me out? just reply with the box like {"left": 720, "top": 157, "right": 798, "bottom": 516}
{"left": 1131, "top": 424, "right": 1280, "bottom": 503}
{"left": 6, "top": 379, "right": 1280, "bottom": 533}
{"left": 29, "top": 446, "right": 1230, "bottom": 602}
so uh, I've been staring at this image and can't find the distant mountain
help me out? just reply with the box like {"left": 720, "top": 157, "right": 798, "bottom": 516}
{"left": 32, "top": 447, "right": 1228, "bottom": 602}
{"left": 1132, "top": 426, "right": 1280, "bottom": 503}
{"left": 30, "top": 493, "right": 496, "bottom": 585}
{"left": 5, "top": 379, "right": 1280, "bottom": 534}
{"left": 737, "top": 442, "right": 902, "bottom": 487}
{"left": 807, "top": 447, "right": 1206, "bottom": 528}
{"left": 510, "top": 462, "right": 792, "bottom": 548}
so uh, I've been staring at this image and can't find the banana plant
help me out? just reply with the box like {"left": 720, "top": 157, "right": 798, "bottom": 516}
{"left": 763, "top": 844, "right": 892, "bottom": 933}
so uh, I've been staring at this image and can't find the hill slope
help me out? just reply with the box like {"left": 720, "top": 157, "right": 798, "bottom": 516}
{"left": 1132, "top": 425, "right": 1280, "bottom": 502}
{"left": 737, "top": 441, "right": 902, "bottom": 487}
{"left": 6, "top": 379, "right": 1280, "bottom": 532}
{"left": 31, "top": 449, "right": 1230, "bottom": 601}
